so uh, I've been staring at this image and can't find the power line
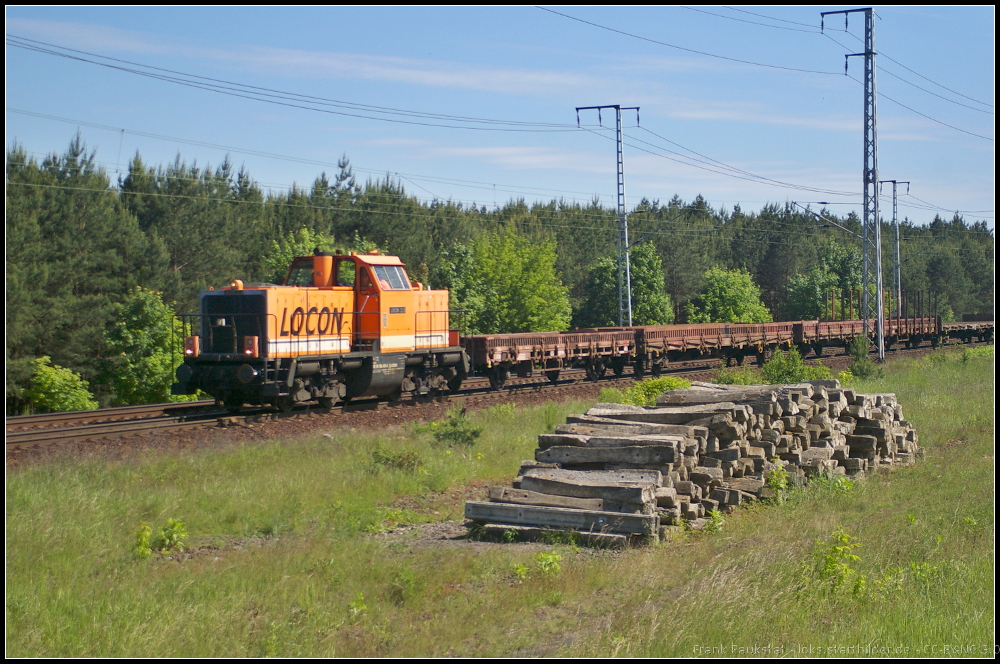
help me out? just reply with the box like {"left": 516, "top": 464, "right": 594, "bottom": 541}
{"left": 535, "top": 7, "right": 842, "bottom": 75}
{"left": 6, "top": 35, "right": 581, "bottom": 134}
{"left": 722, "top": 7, "right": 819, "bottom": 29}
{"left": 844, "top": 72, "right": 994, "bottom": 141}
{"left": 827, "top": 25, "right": 993, "bottom": 109}
{"left": 583, "top": 127, "right": 860, "bottom": 197}
{"left": 633, "top": 127, "right": 859, "bottom": 196}
{"left": 821, "top": 32, "right": 993, "bottom": 116}
{"left": 6, "top": 107, "right": 617, "bottom": 204}
{"left": 679, "top": 6, "right": 819, "bottom": 33}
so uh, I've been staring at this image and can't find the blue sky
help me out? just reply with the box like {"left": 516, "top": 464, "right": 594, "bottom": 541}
{"left": 6, "top": 6, "right": 994, "bottom": 228}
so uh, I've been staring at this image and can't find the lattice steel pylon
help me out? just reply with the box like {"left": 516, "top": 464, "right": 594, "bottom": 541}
{"left": 576, "top": 104, "right": 640, "bottom": 326}
{"left": 879, "top": 179, "right": 910, "bottom": 318}
{"left": 823, "top": 7, "right": 884, "bottom": 361}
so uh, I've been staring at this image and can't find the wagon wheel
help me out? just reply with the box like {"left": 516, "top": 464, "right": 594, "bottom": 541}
{"left": 545, "top": 370, "right": 560, "bottom": 385}
{"left": 633, "top": 359, "right": 646, "bottom": 380}
{"left": 488, "top": 367, "right": 508, "bottom": 391}
{"left": 586, "top": 361, "right": 606, "bottom": 382}
{"left": 612, "top": 360, "right": 626, "bottom": 378}
{"left": 650, "top": 362, "right": 663, "bottom": 377}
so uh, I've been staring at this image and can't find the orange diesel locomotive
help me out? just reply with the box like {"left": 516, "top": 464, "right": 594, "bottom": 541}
{"left": 171, "top": 250, "right": 469, "bottom": 411}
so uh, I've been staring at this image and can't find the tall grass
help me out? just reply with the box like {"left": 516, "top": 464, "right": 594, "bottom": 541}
{"left": 6, "top": 349, "right": 994, "bottom": 656}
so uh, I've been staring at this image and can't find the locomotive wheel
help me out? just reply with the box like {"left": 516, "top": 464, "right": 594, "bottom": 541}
{"left": 317, "top": 396, "right": 335, "bottom": 409}
{"left": 545, "top": 370, "right": 560, "bottom": 385}
{"left": 448, "top": 375, "right": 464, "bottom": 393}
{"left": 224, "top": 397, "right": 243, "bottom": 414}
{"left": 275, "top": 396, "right": 295, "bottom": 413}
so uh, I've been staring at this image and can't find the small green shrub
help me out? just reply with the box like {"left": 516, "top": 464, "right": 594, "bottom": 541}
{"left": 420, "top": 403, "right": 483, "bottom": 447}
{"left": 348, "top": 591, "right": 367, "bottom": 619}
{"left": 760, "top": 347, "right": 832, "bottom": 384}
{"left": 511, "top": 562, "right": 530, "bottom": 582}
{"left": 809, "top": 475, "right": 854, "bottom": 494}
{"left": 370, "top": 444, "right": 423, "bottom": 472}
{"left": 134, "top": 523, "right": 152, "bottom": 560}
{"left": 534, "top": 550, "right": 562, "bottom": 576}
{"left": 157, "top": 518, "right": 189, "bottom": 553}
{"left": 609, "top": 377, "right": 691, "bottom": 406}
{"left": 597, "top": 386, "right": 626, "bottom": 403}
{"left": 847, "top": 336, "right": 881, "bottom": 379}
{"left": 766, "top": 462, "right": 790, "bottom": 503}
{"left": 713, "top": 361, "right": 763, "bottom": 385}
{"left": 703, "top": 509, "right": 725, "bottom": 533}
{"left": 812, "top": 527, "right": 864, "bottom": 594}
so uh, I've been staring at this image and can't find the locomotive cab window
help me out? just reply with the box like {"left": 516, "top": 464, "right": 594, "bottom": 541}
{"left": 285, "top": 258, "right": 314, "bottom": 287}
{"left": 336, "top": 259, "right": 356, "bottom": 287}
{"left": 372, "top": 265, "right": 410, "bottom": 290}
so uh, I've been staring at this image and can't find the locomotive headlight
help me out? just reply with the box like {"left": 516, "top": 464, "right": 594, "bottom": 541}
{"left": 184, "top": 336, "right": 200, "bottom": 357}
{"left": 243, "top": 336, "right": 259, "bottom": 358}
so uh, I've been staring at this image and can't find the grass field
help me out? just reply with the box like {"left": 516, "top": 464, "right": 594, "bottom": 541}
{"left": 6, "top": 348, "right": 994, "bottom": 657}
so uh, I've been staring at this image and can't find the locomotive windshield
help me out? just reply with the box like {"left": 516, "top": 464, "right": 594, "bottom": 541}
{"left": 372, "top": 265, "right": 410, "bottom": 290}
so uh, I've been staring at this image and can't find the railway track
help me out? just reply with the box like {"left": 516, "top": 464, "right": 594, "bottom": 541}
{"left": 5, "top": 340, "right": 990, "bottom": 453}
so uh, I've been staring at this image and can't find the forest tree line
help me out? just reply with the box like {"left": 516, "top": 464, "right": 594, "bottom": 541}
{"left": 6, "top": 137, "right": 994, "bottom": 413}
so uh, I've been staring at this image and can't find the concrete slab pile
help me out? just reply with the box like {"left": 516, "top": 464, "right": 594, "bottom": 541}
{"left": 464, "top": 379, "right": 923, "bottom": 544}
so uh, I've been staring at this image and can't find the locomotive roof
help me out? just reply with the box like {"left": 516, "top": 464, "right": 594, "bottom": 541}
{"left": 351, "top": 253, "right": 405, "bottom": 266}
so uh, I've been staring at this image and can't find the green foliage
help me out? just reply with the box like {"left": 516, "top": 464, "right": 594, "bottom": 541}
{"left": 370, "top": 444, "right": 422, "bottom": 473}
{"left": 760, "top": 347, "right": 832, "bottom": 384}
{"left": 809, "top": 475, "right": 855, "bottom": 494}
{"left": 596, "top": 377, "right": 691, "bottom": 406}
{"left": 712, "top": 362, "right": 763, "bottom": 385}
{"left": 846, "top": 336, "right": 881, "bottom": 379}
{"left": 135, "top": 518, "right": 187, "bottom": 558}
{"left": 263, "top": 228, "right": 381, "bottom": 285}
{"left": 703, "top": 509, "right": 725, "bottom": 534}
{"left": 577, "top": 242, "right": 674, "bottom": 327}
{"left": 348, "top": 591, "right": 367, "bottom": 620}
{"left": 511, "top": 562, "right": 530, "bottom": 582}
{"left": 264, "top": 227, "right": 340, "bottom": 284}
{"left": 622, "top": 377, "right": 691, "bottom": 406}
{"left": 102, "top": 286, "right": 192, "bottom": 406}
{"left": 133, "top": 523, "right": 152, "bottom": 560}
{"left": 780, "top": 267, "right": 840, "bottom": 320}
{"left": 533, "top": 550, "right": 562, "bottom": 576}
{"left": 422, "top": 404, "right": 483, "bottom": 447}
{"left": 25, "top": 356, "right": 99, "bottom": 413}
{"left": 766, "top": 461, "right": 790, "bottom": 502}
{"left": 685, "top": 267, "right": 772, "bottom": 323}
{"left": 442, "top": 226, "right": 571, "bottom": 334}
{"left": 157, "top": 519, "right": 189, "bottom": 553}
{"left": 811, "top": 527, "right": 864, "bottom": 594}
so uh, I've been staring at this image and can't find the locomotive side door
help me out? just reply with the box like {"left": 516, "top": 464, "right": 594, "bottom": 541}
{"left": 353, "top": 261, "right": 382, "bottom": 351}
